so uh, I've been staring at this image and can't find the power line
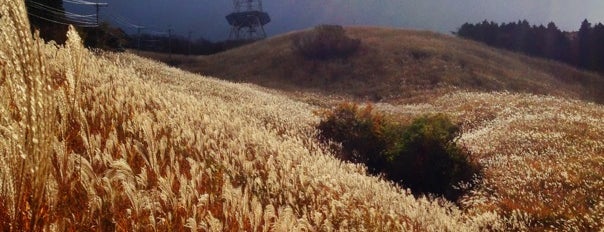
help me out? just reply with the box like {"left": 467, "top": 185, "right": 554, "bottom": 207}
{"left": 27, "top": 2, "right": 96, "bottom": 21}
{"left": 63, "top": 0, "right": 106, "bottom": 6}
{"left": 26, "top": 0, "right": 98, "bottom": 25}
{"left": 27, "top": 1, "right": 96, "bottom": 18}
{"left": 105, "top": 12, "right": 144, "bottom": 29}
{"left": 57, "top": 0, "right": 110, "bottom": 28}
{"left": 27, "top": 11, "right": 98, "bottom": 27}
{"left": 26, "top": 0, "right": 179, "bottom": 41}
{"left": 27, "top": 5, "right": 97, "bottom": 24}
{"left": 101, "top": 9, "right": 171, "bottom": 35}
{"left": 146, "top": 30, "right": 168, "bottom": 35}
{"left": 33, "top": 0, "right": 109, "bottom": 25}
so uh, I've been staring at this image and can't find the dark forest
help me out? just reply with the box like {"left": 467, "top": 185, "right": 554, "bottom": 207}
{"left": 456, "top": 20, "right": 604, "bottom": 73}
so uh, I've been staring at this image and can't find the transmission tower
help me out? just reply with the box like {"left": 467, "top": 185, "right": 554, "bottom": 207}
{"left": 226, "top": 0, "right": 271, "bottom": 41}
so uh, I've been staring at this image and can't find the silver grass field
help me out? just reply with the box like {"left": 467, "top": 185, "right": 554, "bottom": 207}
{"left": 1, "top": 1, "right": 603, "bottom": 231}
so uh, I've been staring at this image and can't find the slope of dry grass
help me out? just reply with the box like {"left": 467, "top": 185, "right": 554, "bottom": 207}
{"left": 144, "top": 26, "right": 604, "bottom": 104}
{"left": 1, "top": 1, "right": 501, "bottom": 231}
{"left": 375, "top": 92, "right": 604, "bottom": 230}
{"left": 2, "top": 1, "right": 603, "bottom": 231}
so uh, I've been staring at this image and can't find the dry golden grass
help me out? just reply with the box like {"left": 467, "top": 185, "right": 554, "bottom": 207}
{"left": 143, "top": 26, "right": 604, "bottom": 104}
{"left": 1, "top": 1, "right": 502, "bottom": 231}
{"left": 2, "top": 1, "right": 603, "bottom": 231}
{"left": 375, "top": 92, "right": 604, "bottom": 230}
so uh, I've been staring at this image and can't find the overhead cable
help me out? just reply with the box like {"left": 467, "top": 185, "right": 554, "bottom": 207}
{"left": 105, "top": 12, "right": 144, "bottom": 29}
{"left": 27, "top": 11, "right": 98, "bottom": 27}
{"left": 26, "top": 0, "right": 98, "bottom": 25}
{"left": 27, "top": 0, "right": 95, "bottom": 18}
{"left": 27, "top": 5, "right": 97, "bottom": 24}
{"left": 63, "top": 0, "right": 108, "bottom": 6}
{"left": 147, "top": 30, "right": 168, "bottom": 35}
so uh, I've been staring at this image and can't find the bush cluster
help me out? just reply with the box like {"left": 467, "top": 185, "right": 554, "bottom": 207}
{"left": 293, "top": 25, "right": 361, "bottom": 60}
{"left": 316, "top": 103, "right": 389, "bottom": 174}
{"left": 317, "top": 103, "right": 481, "bottom": 201}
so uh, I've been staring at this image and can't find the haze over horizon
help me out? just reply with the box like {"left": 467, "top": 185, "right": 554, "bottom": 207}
{"left": 66, "top": 0, "right": 604, "bottom": 41}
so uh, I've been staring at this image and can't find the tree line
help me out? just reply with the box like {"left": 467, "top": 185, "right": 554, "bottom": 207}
{"left": 456, "top": 20, "right": 604, "bottom": 73}
{"left": 126, "top": 34, "right": 252, "bottom": 56}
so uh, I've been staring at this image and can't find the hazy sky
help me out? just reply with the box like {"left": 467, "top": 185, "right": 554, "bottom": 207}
{"left": 66, "top": 0, "right": 604, "bottom": 41}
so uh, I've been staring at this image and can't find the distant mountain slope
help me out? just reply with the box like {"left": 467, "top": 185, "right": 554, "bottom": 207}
{"left": 151, "top": 27, "right": 604, "bottom": 103}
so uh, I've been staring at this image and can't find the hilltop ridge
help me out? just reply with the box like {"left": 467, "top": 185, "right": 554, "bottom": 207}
{"left": 144, "top": 26, "right": 604, "bottom": 104}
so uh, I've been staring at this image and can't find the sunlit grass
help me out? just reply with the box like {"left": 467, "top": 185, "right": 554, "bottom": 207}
{"left": 0, "top": 1, "right": 499, "bottom": 230}
{"left": 376, "top": 92, "right": 604, "bottom": 230}
{"left": 1, "top": 0, "right": 603, "bottom": 231}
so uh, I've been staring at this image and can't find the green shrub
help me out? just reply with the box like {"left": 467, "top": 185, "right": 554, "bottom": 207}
{"left": 384, "top": 114, "right": 480, "bottom": 201}
{"left": 293, "top": 25, "right": 361, "bottom": 60}
{"left": 317, "top": 103, "right": 480, "bottom": 201}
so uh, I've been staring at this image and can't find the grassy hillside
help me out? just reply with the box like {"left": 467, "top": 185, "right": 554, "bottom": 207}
{"left": 0, "top": 2, "right": 498, "bottom": 230}
{"left": 1, "top": 1, "right": 603, "bottom": 231}
{"left": 375, "top": 93, "right": 604, "bottom": 230}
{"left": 145, "top": 26, "right": 604, "bottom": 104}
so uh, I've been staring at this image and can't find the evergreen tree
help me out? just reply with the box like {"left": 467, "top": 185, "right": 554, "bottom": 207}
{"left": 533, "top": 24, "right": 547, "bottom": 57}
{"left": 544, "top": 22, "right": 571, "bottom": 62}
{"left": 455, "top": 19, "right": 598, "bottom": 73}
{"left": 591, "top": 23, "right": 604, "bottom": 72}
{"left": 577, "top": 19, "right": 592, "bottom": 68}
{"left": 26, "top": 0, "right": 68, "bottom": 44}
{"left": 456, "top": 23, "right": 474, "bottom": 38}
{"left": 515, "top": 20, "right": 532, "bottom": 53}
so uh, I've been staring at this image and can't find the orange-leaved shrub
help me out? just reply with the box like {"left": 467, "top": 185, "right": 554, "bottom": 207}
{"left": 316, "top": 103, "right": 390, "bottom": 174}
{"left": 293, "top": 25, "right": 361, "bottom": 60}
{"left": 317, "top": 103, "right": 481, "bottom": 201}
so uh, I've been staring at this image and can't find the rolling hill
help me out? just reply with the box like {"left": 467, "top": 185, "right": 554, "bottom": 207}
{"left": 143, "top": 26, "right": 604, "bottom": 104}
{"left": 1, "top": 1, "right": 603, "bottom": 231}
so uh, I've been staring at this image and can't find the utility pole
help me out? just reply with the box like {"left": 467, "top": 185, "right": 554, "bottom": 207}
{"left": 94, "top": 2, "right": 109, "bottom": 26}
{"left": 187, "top": 30, "right": 193, "bottom": 56}
{"left": 168, "top": 26, "right": 172, "bottom": 59}
{"left": 93, "top": 1, "right": 108, "bottom": 47}
{"left": 136, "top": 26, "right": 145, "bottom": 51}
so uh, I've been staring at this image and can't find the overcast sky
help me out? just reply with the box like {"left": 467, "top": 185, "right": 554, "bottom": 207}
{"left": 66, "top": 0, "right": 604, "bottom": 41}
